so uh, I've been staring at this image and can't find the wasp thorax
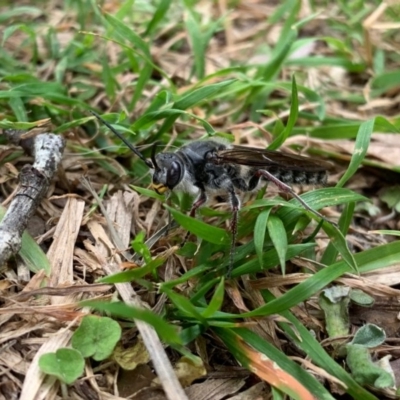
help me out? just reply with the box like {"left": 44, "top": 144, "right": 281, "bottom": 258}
{"left": 151, "top": 153, "right": 184, "bottom": 194}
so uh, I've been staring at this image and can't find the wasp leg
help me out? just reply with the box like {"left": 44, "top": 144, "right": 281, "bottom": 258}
{"left": 227, "top": 186, "right": 240, "bottom": 278}
{"left": 182, "top": 190, "right": 208, "bottom": 247}
{"left": 255, "top": 169, "right": 330, "bottom": 223}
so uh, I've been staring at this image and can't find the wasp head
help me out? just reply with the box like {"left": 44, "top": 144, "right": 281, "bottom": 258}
{"left": 151, "top": 153, "right": 184, "bottom": 194}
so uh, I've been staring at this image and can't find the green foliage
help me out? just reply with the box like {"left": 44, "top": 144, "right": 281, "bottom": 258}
{"left": 81, "top": 300, "right": 182, "bottom": 346}
{"left": 39, "top": 349, "right": 84, "bottom": 385}
{"left": 71, "top": 316, "right": 121, "bottom": 361}
{"left": 347, "top": 322, "right": 394, "bottom": 389}
{"left": 39, "top": 315, "right": 122, "bottom": 384}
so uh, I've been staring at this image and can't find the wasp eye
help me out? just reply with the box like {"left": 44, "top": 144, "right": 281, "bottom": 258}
{"left": 166, "top": 161, "right": 182, "bottom": 188}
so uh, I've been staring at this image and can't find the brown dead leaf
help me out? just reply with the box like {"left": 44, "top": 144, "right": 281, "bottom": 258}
{"left": 114, "top": 337, "right": 151, "bottom": 371}
{"left": 170, "top": 356, "right": 207, "bottom": 388}
{"left": 185, "top": 378, "right": 246, "bottom": 400}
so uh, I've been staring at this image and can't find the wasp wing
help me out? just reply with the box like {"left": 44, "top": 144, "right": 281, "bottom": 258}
{"left": 215, "top": 145, "right": 331, "bottom": 172}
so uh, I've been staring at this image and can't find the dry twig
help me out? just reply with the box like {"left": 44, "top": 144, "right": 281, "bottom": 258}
{"left": 0, "top": 130, "right": 65, "bottom": 266}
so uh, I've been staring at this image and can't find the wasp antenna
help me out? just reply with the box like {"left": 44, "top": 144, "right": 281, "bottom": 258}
{"left": 151, "top": 141, "right": 159, "bottom": 169}
{"left": 89, "top": 110, "right": 153, "bottom": 169}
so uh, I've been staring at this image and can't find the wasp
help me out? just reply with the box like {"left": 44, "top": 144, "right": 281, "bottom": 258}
{"left": 90, "top": 111, "right": 331, "bottom": 275}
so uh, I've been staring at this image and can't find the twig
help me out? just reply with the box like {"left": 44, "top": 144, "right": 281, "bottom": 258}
{"left": 81, "top": 178, "right": 188, "bottom": 400}
{"left": 0, "top": 129, "right": 65, "bottom": 266}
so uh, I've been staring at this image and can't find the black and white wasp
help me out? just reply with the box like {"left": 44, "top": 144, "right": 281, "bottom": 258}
{"left": 90, "top": 111, "right": 331, "bottom": 275}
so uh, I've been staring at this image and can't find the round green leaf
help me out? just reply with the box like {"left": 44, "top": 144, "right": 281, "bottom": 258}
{"left": 351, "top": 324, "right": 386, "bottom": 348}
{"left": 72, "top": 315, "right": 122, "bottom": 361}
{"left": 39, "top": 348, "right": 84, "bottom": 384}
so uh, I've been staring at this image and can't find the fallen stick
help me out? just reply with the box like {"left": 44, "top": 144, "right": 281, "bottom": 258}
{"left": 0, "top": 129, "right": 65, "bottom": 266}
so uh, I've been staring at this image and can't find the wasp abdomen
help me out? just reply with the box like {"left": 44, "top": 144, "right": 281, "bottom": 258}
{"left": 264, "top": 168, "right": 327, "bottom": 186}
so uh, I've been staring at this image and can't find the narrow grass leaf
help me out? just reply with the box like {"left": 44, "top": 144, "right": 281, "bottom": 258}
{"left": 215, "top": 327, "right": 333, "bottom": 400}
{"left": 103, "top": 13, "right": 152, "bottom": 110}
{"left": 132, "top": 109, "right": 214, "bottom": 134}
{"left": 267, "top": 215, "right": 288, "bottom": 274}
{"left": 278, "top": 188, "right": 367, "bottom": 226}
{"left": 0, "top": 6, "right": 42, "bottom": 22}
{"left": 321, "top": 202, "right": 355, "bottom": 266}
{"left": 241, "top": 241, "right": 400, "bottom": 318}
{"left": 232, "top": 243, "right": 314, "bottom": 277}
{"left": 183, "top": 4, "right": 223, "bottom": 79}
{"left": 163, "top": 288, "right": 207, "bottom": 323}
{"left": 174, "top": 80, "right": 235, "bottom": 110}
{"left": 131, "top": 185, "right": 164, "bottom": 201}
{"left": 183, "top": 8, "right": 205, "bottom": 79}
{"left": 286, "top": 56, "right": 365, "bottom": 72}
{"left": 142, "top": 90, "right": 170, "bottom": 115}
{"left": 20, "top": 231, "right": 52, "bottom": 275}
{"left": 98, "top": 258, "right": 165, "bottom": 283}
{"left": 201, "top": 278, "right": 225, "bottom": 318}
{"left": 305, "top": 123, "right": 361, "bottom": 139}
{"left": 371, "top": 230, "right": 400, "bottom": 237}
{"left": 268, "top": 75, "right": 298, "bottom": 150}
{"left": 101, "top": 55, "right": 117, "bottom": 102}
{"left": 82, "top": 300, "right": 181, "bottom": 345}
{"left": 262, "top": 293, "right": 380, "bottom": 399}
{"left": 278, "top": 79, "right": 326, "bottom": 120}
{"left": 293, "top": 188, "right": 366, "bottom": 210}
{"left": 371, "top": 70, "right": 400, "bottom": 97}
{"left": 166, "top": 205, "right": 230, "bottom": 245}
{"left": 144, "top": 0, "right": 172, "bottom": 36}
{"left": 336, "top": 119, "right": 374, "bottom": 188}
{"left": 190, "top": 277, "right": 221, "bottom": 305}
{"left": 104, "top": 13, "right": 150, "bottom": 58}
{"left": 9, "top": 97, "right": 27, "bottom": 122}
{"left": 161, "top": 265, "right": 213, "bottom": 290}
{"left": 254, "top": 209, "right": 272, "bottom": 269}
{"left": 322, "top": 221, "right": 358, "bottom": 273}
{"left": 155, "top": 80, "right": 235, "bottom": 139}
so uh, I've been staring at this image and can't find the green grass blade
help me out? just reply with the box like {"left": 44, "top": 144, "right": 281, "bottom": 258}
{"left": 242, "top": 241, "right": 400, "bottom": 318}
{"left": 267, "top": 215, "right": 288, "bottom": 274}
{"left": 81, "top": 300, "right": 181, "bottom": 345}
{"left": 103, "top": 13, "right": 153, "bottom": 110}
{"left": 163, "top": 287, "right": 207, "bottom": 323}
{"left": 232, "top": 243, "right": 314, "bottom": 277}
{"left": 201, "top": 278, "right": 225, "bottom": 318}
{"left": 321, "top": 202, "right": 355, "bottom": 266}
{"left": 153, "top": 79, "right": 235, "bottom": 139}
{"left": 166, "top": 205, "right": 230, "bottom": 246}
{"left": 98, "top": 258, "right": 165, "bottom": 284}
{"left": 336, "top": 119, "right": 374, "bottom": 188}
{"left": 214, "top": 327, "right": 335, "bottom": 400}
{"left": 260, "top": 291, "right": 379, "bottom": 399}
{"left": 254, "top": 209, "right": 272, "bottom": 269}
{"left": 322, "top": 221, "right": 358, "bottom": 273}
{"left": 144, "top": 0, "right": 172, "bottom": 37}
{"left": 268, "top": 75, "right": 298, "bottom": 150}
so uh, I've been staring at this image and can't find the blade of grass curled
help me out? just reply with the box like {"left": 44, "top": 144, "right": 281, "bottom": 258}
{"left": 241, "top": 240, "right": 400, "bottom": 318}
